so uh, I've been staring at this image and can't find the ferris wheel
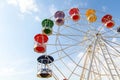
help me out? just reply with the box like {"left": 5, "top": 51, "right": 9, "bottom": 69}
{"left": 33, "top": 8, "right": 120, "bottom": 80}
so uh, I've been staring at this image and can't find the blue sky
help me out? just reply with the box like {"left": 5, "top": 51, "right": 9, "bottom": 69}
{"left": 0, "top": 0, "right": 120, "bottom": 80}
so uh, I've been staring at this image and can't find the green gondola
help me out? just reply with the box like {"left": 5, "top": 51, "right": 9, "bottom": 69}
{"left": 42, "top": 19, "right": 54, "bottom": 35}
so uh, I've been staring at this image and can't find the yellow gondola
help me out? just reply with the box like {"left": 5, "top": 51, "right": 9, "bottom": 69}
{"left": 87, "top": 14, "right": 97, "bottom": 23}
{"left": 86, "top": 9, "right": 96, "bottom": 17}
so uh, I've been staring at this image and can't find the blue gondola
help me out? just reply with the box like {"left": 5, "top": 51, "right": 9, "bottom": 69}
{"left": 37, "top": 55, "right": 54, "bottom": 64}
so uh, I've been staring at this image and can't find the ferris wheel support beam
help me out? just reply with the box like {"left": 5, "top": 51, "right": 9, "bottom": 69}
{"left": 94, "top": 54, "right": 112, "bottom": 78}
{"left": 87, "top": 38, "right": 98, "bottom": 80}
{"left": 106, "top": 39, "right": 120, "bottom": 47}
{"left": 101, "top": 27, "right": 117, "bottom": 35}
{"left": 102, "top": 39, "right": 120, "bottom": 57}
{"left": 102, "top": 39, "right": 120, "bottom": 78}
{"left": 80, "top": 45, "right": 93, "bottom": 80}
{"left": 92, "top": 55, "right": 102, "bottom": 80}
{"left": 98, "top": 38, "right": 120, "bottom": 80}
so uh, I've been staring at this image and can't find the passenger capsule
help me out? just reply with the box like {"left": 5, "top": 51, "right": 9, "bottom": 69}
{"left": 69, "top": 8, "right": 80, "bottom": 21}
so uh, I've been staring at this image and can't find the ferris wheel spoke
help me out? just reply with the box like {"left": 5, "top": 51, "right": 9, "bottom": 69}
{"left": 54, "top": 43, "right": 89, "bottom": 62}
{"left": 48, "top": 37, "right": 92, "bottom": 56}
{"left": 58, "top": 57, "right": 81, "bottom": 77}
{"left": 97, "top": 24, "right": 106, "bottom": 33}
{"left": 47, "top": 43, "right": 84, "bottom": 46}
{"left": 102, "top": 39, "right": 120, "bottom": 56}
{"left": 55, "top": 25, "right": 61, "bottom": 45}
{"left": 67, "top": 46, "right": 92, "bottom": 80}
{"left": 101, "top": 27, "right": 118, "bottom": 35}
{"left": 52, "top": 72, "right": 59, "bottom": 80}
{"left": 51, "top": 40, "right": 91, "bottom": 58}
{"left": 59, "top": 34, "right": 93, "bottom": 43}
{"left": 53, "top": 32, "right": 91, "bottom": 43}
{"left": 104, "top": 40, "right": 120, "bottom": 50}
{"left": 49, "top": 45, "right": 73, "bottom": 56}
{"left": 102, "top": 32, "right": 120, "bottom": 38}
{"left": 59, "top": 35, "right": 83, "bottom": 42}
{"left": 103, "top": 39, "right": 120, "bottom": 47}
{"left": 57, "top": 38, "right": 100, "bottom": 78}
{"left": 65, "top": 25, "right": 95, "bottom": 37}
{"left": 57, "top": 39, "right": 83, "bottom": 79}
{"left": 55, "top": 41, "right": 91, "bottom": 62}
{"left": 57, "top": 59, "right": 101, "bottom": 77}
{"left": 52, "top": 33, "right": 85, "bottom": 37}
{"left": 52, "top": 62, "right": 66, "bottom": 79}
{"left": 46, "top": 56, "right": 67, "bottom": 79}
{"left": 75, "top": 22, "right": 98, "bottom": 32}
{"left": 102, "top": 36, "right": 120, "bottom": 38}
{"left": 54, "top": 37, "right": 84, "bottom": 78}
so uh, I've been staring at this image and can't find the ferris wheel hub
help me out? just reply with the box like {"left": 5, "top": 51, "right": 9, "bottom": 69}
{"left": 96, "top": 33, "right": 101, "bottom": 36}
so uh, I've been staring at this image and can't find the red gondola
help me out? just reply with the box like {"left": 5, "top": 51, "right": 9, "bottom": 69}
{"left": 101, "top": 14, "right": 112, "bottom": 24}
{"left": 34, "top": 43, "right": 46, "bottom": 53}
{"left": 34, "top": 34, "right": 48, "bottom": 43}
{"left": 105, "top": 20, "right": 115, "bottom": 28}
{"left": 69, "top": 8, "right": 80, "bottom": 21}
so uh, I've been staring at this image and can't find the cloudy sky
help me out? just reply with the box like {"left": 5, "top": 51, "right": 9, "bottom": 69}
{"left": 0, "top": 0, "right": 120, "bottom": 80}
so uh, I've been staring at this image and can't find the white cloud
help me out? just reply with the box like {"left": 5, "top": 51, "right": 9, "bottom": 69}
{"left": 112, "top": 38, "right": 117, "bottom": 42}
{"left": 77, "top": 52, "right": 84, "bottom": 58}
{"left": 35, "top": 16, "right": 41, "bottom": 22}
{"left": 18, "top": 13, "right": 25, "bottom": 19}
{"left": 7, "top": 0, "right": 17, "bottom": 6}
{"left": 0, "top": 67, "right": 15, "bottom": 76}
{"left": 0, "top": 56, "right": 33, "bottom": 77}
{"left": 49, "top": 4, "right": 57, "bottom": 15}
{"left": 0, "top": 1, "right": 5, "bottom": 9}
{"left": 0, "top": 67, "right": 33, "bottom": 77}
{"left": 7, "top": 0, "right": 38, "bottom": 14}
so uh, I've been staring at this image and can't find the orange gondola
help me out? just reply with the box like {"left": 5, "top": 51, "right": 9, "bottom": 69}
{"left": 86, "top": 9, "right": 97, "bottom": 22}
{"left": 87, "top": 14, "right": 97, "bottom": 23}
{"left": 86, "top": 9, "right": 96, "bottom": 17}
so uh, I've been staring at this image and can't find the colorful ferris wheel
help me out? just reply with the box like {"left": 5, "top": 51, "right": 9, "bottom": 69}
{"left": 33, "top": 8, "right": 120, "bottom": 80}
